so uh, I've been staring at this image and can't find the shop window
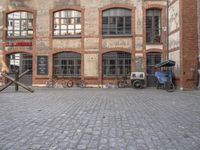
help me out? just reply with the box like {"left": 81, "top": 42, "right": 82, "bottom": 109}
{"left": 102, "top": 8, "right": 131, "bottom": 35}
{"left": 53, "top": 10, "right": 81, "bottom": 37}
{"left": 53, "top": 52, "right": 81, "bottom": 76}
{"left": 146, "top": 9, "right": 161, "bottom": 43}
{"left": 103, "top": 52, "right": 131, "bottom": 76}
{"left": 7, "top": 11, "right": 33, "bottom": 38}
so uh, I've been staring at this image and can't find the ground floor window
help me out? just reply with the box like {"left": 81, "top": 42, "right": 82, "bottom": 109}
{"left": 103, "top": 51, "right": 131, "bottom": 76}
{"left": 53, "top": 52, "right": 81, "bottom": 76}
{"left": 146, "top": 52, "right": 161, "bottom": 75}
{"left": 8, "top": 53, "right": 32, "bottom": 74}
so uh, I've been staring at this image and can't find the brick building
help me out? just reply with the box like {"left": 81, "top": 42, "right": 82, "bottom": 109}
{"left": 168, "top": 0, "right": 199, "bottom": 89}
{"left": 0, "top": 0, "right": 199, "bottom": 89}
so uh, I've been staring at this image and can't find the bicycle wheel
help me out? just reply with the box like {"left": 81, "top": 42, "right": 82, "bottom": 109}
{"left": 67, "top": 80, "right": 74, "bottom": 88}
{"left": 61, "top": 80, "right": 67, "bottom": 88}
{"left": 166, "top": 81, "right": 175, "bottom": 92}
{"left": 155, "top": 79, "right": 160, "bottom": 89}
{"left": 117, "top": 81, "right": 125, "bottom": 88}
{"left": 46, "top": 80, "right": 51, "bottom": 88}
{"left": 77, "top": 80, "right": 86, "bottom": 88}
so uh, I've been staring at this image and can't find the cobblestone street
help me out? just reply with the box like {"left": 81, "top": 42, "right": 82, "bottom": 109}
{"left": 0, "top": 88, "right": 200, "bottom": 150}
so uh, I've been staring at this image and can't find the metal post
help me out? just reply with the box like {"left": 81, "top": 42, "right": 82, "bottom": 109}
{"left": 166, "top": 0, "right": 169, "bottom": 60}
{"left": 15, "top": 69, "right": 19, "bottom": 91}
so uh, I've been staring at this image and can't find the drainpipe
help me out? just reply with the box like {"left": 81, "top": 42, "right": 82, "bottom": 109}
{"left": 166, "top": 0, "right": 169, "bottom": 60}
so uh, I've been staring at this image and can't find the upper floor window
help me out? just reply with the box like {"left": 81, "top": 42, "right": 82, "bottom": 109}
{"left": 102, "top": 8, "right": 131, "bottom": 36}
{"left": 53, "top": 10, "right": 81, "bottom": 37}
{"left": 7, "top": 11, "right": 33, "bottom": 38}
{"left": 146, "top": 9, "right": 161, "bottom": 44}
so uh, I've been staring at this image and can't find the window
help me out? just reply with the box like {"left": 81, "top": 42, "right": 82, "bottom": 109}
{"left": 146, "top": 52, "right": 161, "bottom": 75}
{"left": 7, "top": 11, "right": 33, "bottom": 37}
{"left": 146, "top": 9, "right": 161, "bottom": 43}
{"left": 53, "top": 52, "right": 81, "bottom": 76}
{"left": 53, "top": 10, "right": 81, "bottom": 36}
{"left": 102, "top": 8, "right": 131, "bottom": 35}
{"left": 103, "top": 52, "right": 131, "bottom": 76}
{"left": 8, "top": 53, "right": 32, "bottom": 74}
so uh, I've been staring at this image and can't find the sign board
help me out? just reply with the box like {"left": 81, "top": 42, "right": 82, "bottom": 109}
{"left": 37, "top": 56, "right": 48, "bottom": 75}
{"left": 4, "top": 42, "right": 32, "bottom": 47}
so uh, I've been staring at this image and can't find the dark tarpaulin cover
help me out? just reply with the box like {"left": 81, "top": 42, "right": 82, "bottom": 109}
{"left": 155, "top": 60, "right": 175, "bottom": 68}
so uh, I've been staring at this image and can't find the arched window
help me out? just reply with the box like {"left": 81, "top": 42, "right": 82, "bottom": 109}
{"left": 53, "top": 10, "right": 81, "bottom": 36}
{"left": 7, "top": 11, "right": 33, "bottom": 37}
{"left": 103, "top": 52, "right": 131, "bottom": 76}
{"left": 53, "top": 52, "right": 81, "bottom": 76}
{"left": 146, "top": 9, "right": 161, "bottom": 43}
{"left": 102, "top": 8, "right": 131, "bottom": 35}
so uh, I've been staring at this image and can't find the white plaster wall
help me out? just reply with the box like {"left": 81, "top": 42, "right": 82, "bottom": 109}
{"left": 102, "top": 38, "right": 132, "bottom": 49}
{"left": 53, "top": 39, "right": 82, "bottom": 49}
{"left": 146, "top": 45, "right": 163, "bottom": 50}
{"left": 169, "top": 31, "right": 180, "bottom": 50}
{"left": 84, "top": 54, "right": 98, "bottom": 77}
{"left": 168, "top": 0, "right": 180, "bottom": 33}
{"left": 169, "top": 50, "right": 180, "bottom": 77}
{"left": 135, "top": 37, "right": 143, "bottom": 51}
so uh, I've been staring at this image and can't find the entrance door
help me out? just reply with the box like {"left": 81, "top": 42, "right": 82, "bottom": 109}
{"left": 7, "top": 53, "right": 32, "bottom": 85}
{"left": 146, "top": 52, "right": 161, "bottom": 87}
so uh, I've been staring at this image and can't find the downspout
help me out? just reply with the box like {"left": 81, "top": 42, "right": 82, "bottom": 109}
{"left": 166, "top": 0, "right": 169, "bottom": 60}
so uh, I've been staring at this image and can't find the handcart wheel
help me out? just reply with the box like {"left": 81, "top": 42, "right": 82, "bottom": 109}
{"left": 132, "top": 80, "right": 142, "bottom": 89}
{"left": 166, "top": 82, "right": 175, "bottom": 92}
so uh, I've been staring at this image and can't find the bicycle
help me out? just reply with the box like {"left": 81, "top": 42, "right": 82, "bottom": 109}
{"left": 67, "top": 79, "right": 86, "bottom": 88}
{"left": 117, "top": 76, "right": 131, "bottom": 88}
{"left": 45, "top": 75, "right": 68, "bottom": 88}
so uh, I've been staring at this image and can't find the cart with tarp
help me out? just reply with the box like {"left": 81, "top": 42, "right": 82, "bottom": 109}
{"left": 154, "top": 60, "right": 175, "bottom": 92}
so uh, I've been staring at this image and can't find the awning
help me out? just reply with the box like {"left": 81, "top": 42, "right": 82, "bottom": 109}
{"left": 155, "top": 60, "right": 175, "bottom": 68}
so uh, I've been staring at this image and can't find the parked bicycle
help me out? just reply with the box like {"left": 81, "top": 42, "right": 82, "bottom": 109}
{"left": 117, "top": 76, "right": 131, "bottom": 88}
{"left": 45, "top": 75, "right": 68, "bottom": 88}
{"left": 67, "top": 79, "right": 86, "bottom": 88}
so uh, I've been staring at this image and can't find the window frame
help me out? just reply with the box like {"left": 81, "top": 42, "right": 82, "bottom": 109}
{"left": 103, "top": 51, "right": 131, "bottom": 77}
{"left": 53, "top": 52, "right": 81, "bottom": 77}
{"left": 102, "top": 8, "right": 132, "bottom": 36}
{"left": 53, "top": 9, "right": 82, "bottom": 38}
{"left": 146, "top": 52, "right": 161, "bottom": 75}
{"left": 146, "top": 9, "right": 162, "bottom": 44}
{"left": 6, "top": 11, "right": 34, "bottom": 39}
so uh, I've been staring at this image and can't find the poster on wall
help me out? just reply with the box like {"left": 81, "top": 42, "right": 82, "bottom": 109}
{"left": 37, "top": 56, "right": 48, "bottom": 75}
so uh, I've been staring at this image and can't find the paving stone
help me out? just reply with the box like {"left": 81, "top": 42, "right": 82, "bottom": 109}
{"left": 0, "top": 88, "right": 200, "bottom": 149}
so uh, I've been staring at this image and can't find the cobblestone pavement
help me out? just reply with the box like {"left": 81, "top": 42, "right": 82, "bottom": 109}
{"left": 0, "top": 88, "right": 200, "bottom": 150}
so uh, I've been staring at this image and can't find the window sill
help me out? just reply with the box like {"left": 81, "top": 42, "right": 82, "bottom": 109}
{"left": 53, "top": 35, "right": 81, "bottom": 39}
{"left": 146, "top": 43, "right": 163, "bottom": 45}
{"left": 6, "top": 37, "right": 33, "bottom": 40}
{"left": 102, "top": 34, "right": 133, "bottom": 38}
{"left": 103, "top": 76, "right": 128, "bottom": 78}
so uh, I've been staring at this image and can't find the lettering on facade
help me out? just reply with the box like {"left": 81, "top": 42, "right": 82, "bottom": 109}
{"left": 54, "top": 0, "right": 80, "bottom": 6}
{"left": 37, "top": 56, "right": 48, "bottom": 75}
{"left": 102, "top": 38, "right": 132, "bottom": 49}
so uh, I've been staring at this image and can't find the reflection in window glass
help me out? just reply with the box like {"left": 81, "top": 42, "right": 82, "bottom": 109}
{"left": 53, "top": 10, "right": 81, "bottom": 36}
{"left": 7, "top": 11, "right": 33, "bottom": 37}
